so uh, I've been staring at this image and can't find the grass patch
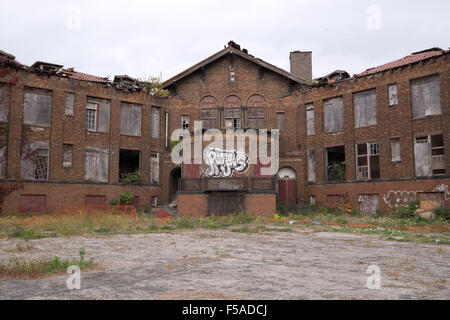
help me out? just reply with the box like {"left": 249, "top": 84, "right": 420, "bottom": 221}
{"left": 0, "top": 248, "right": 95, "bottom": 280}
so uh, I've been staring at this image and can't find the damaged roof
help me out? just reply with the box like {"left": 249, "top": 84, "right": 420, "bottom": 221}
{"left": 357, "top": 47, "right": 448, "bottom": 77}
{"left": 162, "top": 41, "right": 310, "bottom": 88}
{"left": 59, "top": 68, "right": 109, "bottom": 83}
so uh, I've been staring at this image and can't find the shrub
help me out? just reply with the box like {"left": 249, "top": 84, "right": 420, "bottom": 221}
{"left": 391, "top": 200, "right": 419, "bottom": 219}
{"left": 277, "top": 202, "right": 287, "bottom": 215}
{"left": 120, "top": 192, "right": 134, "bottom": 205}
{"left": 119, "top": 172, "right": 142, "bottom": 184}
{"left": 109, "top": 198, "right": 119, "bottom": 205}
{"left": 327, "top": 161, "right": 346, "bottom": 181}
{"left": 434, "top": 207, "right": 450, "bottom": 221}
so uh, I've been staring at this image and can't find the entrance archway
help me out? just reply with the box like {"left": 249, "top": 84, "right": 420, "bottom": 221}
{"left": 277, "top": 167, "right": 297, "bottom": 204}
{"left": 169, "top": 167, "right": 181, "bottom": 203}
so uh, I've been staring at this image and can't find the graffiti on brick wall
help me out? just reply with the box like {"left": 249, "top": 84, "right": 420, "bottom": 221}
{"left": 433, "top": 184, "right": 450, "bottom": 200}
{"left": 383, "top": 190, "right": 421, "bottom": 208}
{"left": 204, "top": 148, "right": 248, "bottom": 178}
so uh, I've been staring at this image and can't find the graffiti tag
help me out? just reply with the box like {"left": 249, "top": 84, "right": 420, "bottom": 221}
{"left": 204, "top": 148, "right": 248, "bottom": 178}
{"left": 383, "top": 190, "right": 420, "bottom": 209}
{"left": 433, "top": 184, "right": 450, "bottom": 200}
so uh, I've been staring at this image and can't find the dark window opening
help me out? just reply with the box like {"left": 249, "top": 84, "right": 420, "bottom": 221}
{"left": 119, "top": 149, "right": 140, "bottom": 183}
{"left": 326, "top": 146, "right": 346, "bottom": 182}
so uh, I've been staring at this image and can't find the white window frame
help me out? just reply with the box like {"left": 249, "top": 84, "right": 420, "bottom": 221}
{"left": 86, "top": 103, "right": 98, "bottom": 132}
{"left": 306, "top": 103, "right": 315, "bottom": 136}
{"left": 356, "top": 142, "right": 379, "bottom": 180}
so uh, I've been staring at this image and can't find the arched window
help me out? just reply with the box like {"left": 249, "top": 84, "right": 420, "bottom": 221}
{"left": 223, "top": 96, "right": 241, "bottom": 129}
{"left": 200, "top": 96, "right": 218, "bottom": 129}
{"left": 247, "top": 95, "right": 265, "bottom": 129}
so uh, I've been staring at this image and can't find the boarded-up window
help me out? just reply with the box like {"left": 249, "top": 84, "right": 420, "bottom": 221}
{"left": 85, "top": 195, "right": 106, "bottom": 205}
{"left": 323, "top": 97, "right": 343, "bottom": 133}
{"left": 151, "top": 106, "right": 160, "bottom": 138}
{"left": 277, "top": 113, "right": 285, "bottom": 132}
{"left": 356, "top": 142, "right": 380, "bottom": 180}
{"left": 65, "top": 93, "right": 74, "bottom": 116}
{"left": 388, "top": 84, "right": 398, "bottom": 107}
{"left": 20, "top": 141, "right": 50, "bottom": 180}
{"left": 358, "top": 194, "right": 378, "bottom": 215}
{"left": 224, "top": 108, "right": 241, "bottom": 129}
{"left": 0, "top": 144, "right": 6, "bottom": 178}
{"left": 201, "top": 109, "right": 218, "bottom": 129}
{"left": 63, "top": 144, "right": 73, "bottom": 168}
{"left": 411, "top": 75, "right": 441, "bottom": 118}
{"left": 354, "top": 89, "right": 377, "bottom": 128}
{"left": 391, "top": 138, "right": 401, "bottom": 162}
{"left": 84, "top": 147, "right": 109, "bottom": 182}
{"left": 0, "top": 83, "right": 9, "bottom": 122}
{"left": 150, "top": 152, "right": 159, "bottom": 184}
{"left": 86, "top": 98, "right": 110, "bottom": 132}
{"left": 327, "top": 195, "right": 344, "bottom": 208}
{"left": 307, "top": 149, "right": 316, "bottom": 182}
{"left": 306, "top": 103, "right": 315, "bottom": 136}
{"left": 20, "top": 195, "right": 46, "bottom": 214}
{"left": 414, "top": 134, "right": 445, "bottom": 177}
{"left": 247, "top": 108, "right": 264, "bottom": 129}
{"left": 23, "top": 88, "right": 52, "bottom": 127}
{"left": 120, "top": 103, "right": 142, "bottom": 136}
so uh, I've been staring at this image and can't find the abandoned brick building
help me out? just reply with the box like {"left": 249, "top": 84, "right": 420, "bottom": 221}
{"left": 0, "top": 41, "right": 449, "bottom": 216}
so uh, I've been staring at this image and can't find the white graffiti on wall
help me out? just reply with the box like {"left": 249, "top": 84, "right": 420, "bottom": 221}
{"left": 433, "top": 184, "right": 450, "bottom": 200}
{"left": 383, "top": 190, "right": 421, "bottom": 209}
{"left": 204, "top": 148, "right": 248, "bottom": 178}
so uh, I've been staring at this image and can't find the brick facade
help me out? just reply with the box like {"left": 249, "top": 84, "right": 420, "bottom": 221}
{"left": 0, "top": 43, "right": 449, "bottom": 215}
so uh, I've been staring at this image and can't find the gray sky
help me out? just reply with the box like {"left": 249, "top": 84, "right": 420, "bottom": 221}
{"left": 1, "top": 0, "right": 448, "bottom": 81}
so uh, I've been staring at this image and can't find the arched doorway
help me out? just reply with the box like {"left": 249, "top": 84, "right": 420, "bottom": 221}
{"left": 169, "top": 167, "right": 181, "bottom": 204}
{"left": 277, "top": 167, "right": 297, "bottom": 204}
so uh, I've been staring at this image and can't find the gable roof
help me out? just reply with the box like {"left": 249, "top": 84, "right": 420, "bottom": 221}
{"left": 357, "top": 48, "right": 448, "bottom": 77}
{"left": 162, "top": 41, "right": 310, "bottom": 88}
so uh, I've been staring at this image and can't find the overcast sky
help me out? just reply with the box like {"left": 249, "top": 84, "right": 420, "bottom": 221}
{"left": 1, "top": 0, "right": 448, "bottom": 81}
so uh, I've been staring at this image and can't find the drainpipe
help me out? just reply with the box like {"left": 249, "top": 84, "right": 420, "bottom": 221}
{"left": 165, "top": 110, "right": 169, "bottom": 149}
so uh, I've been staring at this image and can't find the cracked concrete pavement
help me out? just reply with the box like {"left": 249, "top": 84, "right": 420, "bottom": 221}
{"left": 0, "top": 228, "right": 448, "bottom": 299}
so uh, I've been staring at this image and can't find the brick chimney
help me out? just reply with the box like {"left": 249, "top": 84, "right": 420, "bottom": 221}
{"left": 289, "top": 51, "right": 312, "bottom": 83}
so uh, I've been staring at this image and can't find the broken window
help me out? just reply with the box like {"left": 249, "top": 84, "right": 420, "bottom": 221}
{"left": 414, "top": 134, "right": 445, "bottom": 176}
{"left": 388, "top": 84, "right": 398, "bottom": 107}
{"left": 151, "top": 106, "right": 160, "bottom": 138}
{"left": 20, "top": 141, "right": 50, "bottom": 180}
{"left": 277, "top": 112, "right": 285, "bottom": 132}
{"left": 86, "top": 98, "right": 110, "bottom": 133}
{"left": 150, "top": 152, "right": 159, "bottom": 184}
{"left": 306, "top": 103, "right": 315, "bottom": 136}
{"left": 119, "top": 149, "right": 140, "bottom": 182}
{"left": 181, "top": 115, "right": 190, "bottom": 130}
{"left": 354, "top": 89, "right": 377, "bottom": 128}
{"left": 356, "top": 142, "right": 380, "bottom": 180}
{"left": 0, "top": 83, "right": 9, "bottom": 122}
{"left": 391, "top": 138, "right": 401, "bottom": 162}
{"left": 224, "top": 108, "right": 241, "bottom": 129}
{"left": 309, "top": 195, "right": 316, "bottom": 206}
{"left": 84, "top": 147, "right": 109, "bottom": 182}
{"left": 307, "top": 149, "right": 316, "bottom": 182}
{"left": 120, "top": 102, "right": 142, "bottom": 136}
{"left": 323, "top": 97, "right": 344, "bottom": 133}
{"left": 65, "top": 93, "right": 74, "bottom": 116}
{"left": 326, "top": 145, "right": 345, "bottom": 182}
{"left": 247, "top": 108, "right": 264, "bottom": 129}
{"left": 411, "top": 75, "right": 441, "bottom": 118}
{"left": 23, "top": 88, "right": 52, "bottom": 127}
{"left": 63, "top": 144, "right": 73, "bottom": 169}
{"left": 0, "top": 144, "right": 6, "bottom": 179}
{"left": 201, "top": 109, "right": 218, "bottom": 129}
